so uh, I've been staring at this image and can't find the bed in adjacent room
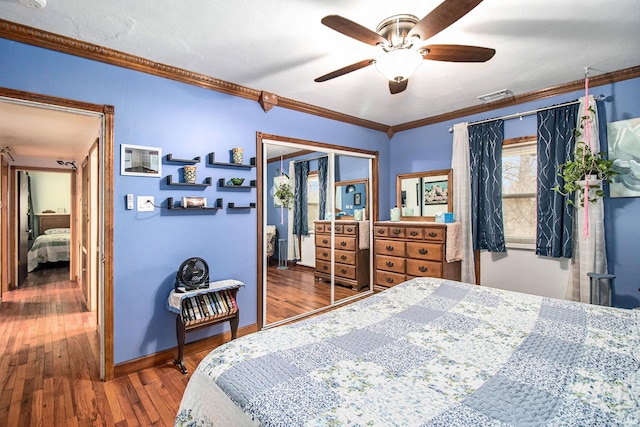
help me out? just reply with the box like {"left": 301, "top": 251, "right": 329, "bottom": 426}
{"left": 176, "top": 277, "right": 640, "bottom": 426}
{"left": 28, "top": 213, "right": 71, "bottom": 272}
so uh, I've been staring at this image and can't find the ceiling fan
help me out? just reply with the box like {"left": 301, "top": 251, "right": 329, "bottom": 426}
{"left": 314, "top": 0, "right": 495, "bottom": 94}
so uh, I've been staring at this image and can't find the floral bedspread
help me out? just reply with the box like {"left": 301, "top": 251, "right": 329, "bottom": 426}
{"left": 176, "top": 278, "right": 640, "bottom": 426}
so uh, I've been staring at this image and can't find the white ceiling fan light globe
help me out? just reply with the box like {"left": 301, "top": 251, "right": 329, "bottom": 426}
{"left": 374, "top": 49, "right": 423, "bottom": 82}
{"left": 19, "top": 0, "right": 47, "bottom": 9}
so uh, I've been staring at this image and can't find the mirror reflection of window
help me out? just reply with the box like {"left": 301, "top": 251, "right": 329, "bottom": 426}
{"left": 307, "top": 172, "right": 319, "bottom": 230}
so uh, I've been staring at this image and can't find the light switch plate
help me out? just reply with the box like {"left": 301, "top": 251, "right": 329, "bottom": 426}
{"left": 137, "top": 196, "right": 154, "bottom": 212}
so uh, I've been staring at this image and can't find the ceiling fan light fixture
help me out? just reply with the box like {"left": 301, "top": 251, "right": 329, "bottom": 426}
{"left": 375, "top": 48, "right": 423, "bottom": 82}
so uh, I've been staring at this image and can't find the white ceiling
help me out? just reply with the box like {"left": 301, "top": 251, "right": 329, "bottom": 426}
{"left": 1, "top": 0, "right": 639, "bottom": 163}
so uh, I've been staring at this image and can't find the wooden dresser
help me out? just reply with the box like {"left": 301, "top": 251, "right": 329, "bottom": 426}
{"left": 373, "top": 221, "right": 461, "bottom": 288}
{"left": 314, "top": 220, "right": 370, "bottom": 290}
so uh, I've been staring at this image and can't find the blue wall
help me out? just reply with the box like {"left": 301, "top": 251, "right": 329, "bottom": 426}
{"left": 389, "top": 78, "right": 640, "bottom": 308}
{"left": 0, "top": 39, "right": 391, "bottom": 363}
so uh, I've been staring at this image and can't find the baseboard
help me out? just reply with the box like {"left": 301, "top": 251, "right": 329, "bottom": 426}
{"left": 113, "top": 323, "right": 257, "bottom": 377}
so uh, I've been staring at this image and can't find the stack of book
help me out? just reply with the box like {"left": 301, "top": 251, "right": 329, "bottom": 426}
{"left": 180, "top": 289, "right": 238, "bottom": 325}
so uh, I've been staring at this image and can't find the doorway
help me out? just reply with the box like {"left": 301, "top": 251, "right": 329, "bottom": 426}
{"left": 0, "top": 89, "right": 114, "bottom": 380}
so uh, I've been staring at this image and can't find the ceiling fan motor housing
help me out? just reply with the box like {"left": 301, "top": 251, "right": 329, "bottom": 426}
{"left": 376, "top": 14, "right": 420, "bottom": 50}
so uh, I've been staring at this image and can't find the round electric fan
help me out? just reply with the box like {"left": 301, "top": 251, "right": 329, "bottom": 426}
{"left": 174, "top": 257, "right": 210, "bottom": 293}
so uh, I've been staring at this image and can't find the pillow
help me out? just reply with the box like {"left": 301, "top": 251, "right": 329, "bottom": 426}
{"left": 44, "top": 228, "right": 70, "bottom": 235}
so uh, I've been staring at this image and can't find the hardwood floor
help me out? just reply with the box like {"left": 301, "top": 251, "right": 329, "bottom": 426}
{"left": 0, "top": 264, "right": 372, "bottom": 426}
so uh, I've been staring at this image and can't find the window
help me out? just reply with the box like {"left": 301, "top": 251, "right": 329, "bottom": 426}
{"left": 502, "top": 138, "right": 537, "bottom": 247}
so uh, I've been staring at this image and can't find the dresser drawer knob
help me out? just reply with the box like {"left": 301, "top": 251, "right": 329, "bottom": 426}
{"left": 377, "top": 229, "right": 384, "bottom": 234}
{"left": 410, "top": 231, "right": 418, "bottom": 236}
{"left": 340, "top": 241, "right": 347, "bottom": 246}
{"left": 322, "top": 252, "right": 329, "bottom": 257}
{"left": 419, "top": 266, "right": 428, "bottom": 272}
{"left": 393, "top": 229, "right": 401, "bottom": 235}
{"left": 346, "top": 227, "right": 353, "bottom": 232}
{"left": 340, "top": 268, "right": 347, "bottom": 274}
{"left": 386, "top": 245, "right": 394, "bottom": 251}
{"left": 386, "top": 261, "right": 394, "bottom": 267}
{"left": 429, "top": 232, "right": 437, "bottom": 237}
{"left": 340, "top": 255, "right": 347, "bottom": 260}
{"left": 322, "top": 239, "right": 329, "bottom": 244}
{"left": 322, "top": 265, "right": 328, "bottom": 271}
{"left": 386, "top": 277, "right": 394, "bottom": 283}
{"left": 419, "top": 248, "right": 428, "bottom": 255}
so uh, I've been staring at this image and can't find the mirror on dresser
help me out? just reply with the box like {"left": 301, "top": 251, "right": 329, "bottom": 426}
{"left": 396, "top": 169, "right": 452, "bottom": 221}
{"left": 334, "top": 178, "right": 368, "bottom": 221}
{"left": 260, "top": 135, "right": 376, "bottom": 329}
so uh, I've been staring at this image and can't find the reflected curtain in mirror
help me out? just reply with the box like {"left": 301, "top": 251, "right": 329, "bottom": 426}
{"left": 318, "top": 156, "right": 328, "bottom": 221}
{"left": 293, "top": 161, "right": 309, "bottom": 236}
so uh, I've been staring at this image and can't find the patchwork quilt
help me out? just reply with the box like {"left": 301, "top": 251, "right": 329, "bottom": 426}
{"left": 176, "top": 278, "right": 640, "bottom": 426}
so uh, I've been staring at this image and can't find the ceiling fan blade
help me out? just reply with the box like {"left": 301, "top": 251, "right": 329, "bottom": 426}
{"left": 423, "top": 44, "right": 495, "bottom": 62}
{"left": 389, "top": 79, "right": 408, "bottom": 95}
{"left": 314, "top": 59, "right": 375, "bottom": 82}
{"left": 408, "top": 0, "right": 484, "bottom": 41}
{"left": 321, "top": 15, "right": 387, "bottom": 46}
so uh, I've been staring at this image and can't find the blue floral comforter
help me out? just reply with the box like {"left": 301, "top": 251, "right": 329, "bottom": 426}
{"left": 176, "top": 278, "right": 640, "bottom": 426}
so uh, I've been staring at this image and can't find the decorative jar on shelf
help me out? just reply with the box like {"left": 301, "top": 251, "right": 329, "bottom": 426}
{"left": 231, "top": 147, "right": 244, "bottom": 164}
{"left": 183, "top": 165, "right": 197, "bottom": 183}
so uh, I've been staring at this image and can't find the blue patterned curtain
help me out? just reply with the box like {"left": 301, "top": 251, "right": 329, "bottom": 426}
{"left": 318, "top": 156, "right": 328, "bottom": 221}
{"left": 469, "top": 120, "right": 505, "bottom": 252}
{"left": 293, "top": 161, "right": 309, "bottom": 235}
{"left": 536, "top": 103, "right": 579, "bottom": 257}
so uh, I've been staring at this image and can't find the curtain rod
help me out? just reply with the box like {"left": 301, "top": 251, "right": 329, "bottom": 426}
{"left": 292, "top": 154, "right": 328, "bottom": 164}
{"left": 447, "top": 94, "right": 605, "bottom": 133}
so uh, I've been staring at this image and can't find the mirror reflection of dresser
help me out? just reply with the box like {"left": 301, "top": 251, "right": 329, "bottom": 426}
{"left": 396, "top": 169, "right": 452, "bottom": 221}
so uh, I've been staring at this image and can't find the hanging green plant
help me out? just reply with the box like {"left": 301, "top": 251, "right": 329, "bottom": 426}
{"left": 552, "top": 106, "right": 618, "bottom": 206}
{"left": 274, "top": 181, "right": 294, "bottom": 208}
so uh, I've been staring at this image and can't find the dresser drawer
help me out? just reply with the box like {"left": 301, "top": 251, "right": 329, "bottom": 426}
{"left": 315, "top": 234, "right": 332, "bottom": 248}
{"left": 376, "top": 255, "right": 405, "bottom": 274}
{"left": 335, "top": 263, "right": 356, "bottom": 280}
{"left": 405, "top": 227, "right": 424, "bottom": 239}
{"left": 406, "top": 242, "right": 442, "bottom": 261}
{"left": 389, "top": 226, "right": 405, "bottom": 238}
{"left": 374, "top": 226, "right": 389, "bottom": 237}
{"left": 376, "top": 270, "right": 407, "bottom": 287}
{"left": 316, "top": 260, "right": 331, "bottom": 275}
{"left": 406, "top": 259, "right": 442, "bottom": 277}
{"left": 315, "top": 223, "right": 327, "bottom": 233}
{"left": 335, "top": 236, "right": 356, "bottom": 251}
{"left": 315, "top": 247, "right": 331, "bottom": 261}
{"left": 335, "top": 249, "right": 356, "bottom": 265}
{"left": 374, "top": 239, "right": 406, "bottom": 257}
{"left": 342, "top": 224, "right": 357, "bottom": 235}
{"left": 423, "top": 227, "right": 445, "bottom": 242}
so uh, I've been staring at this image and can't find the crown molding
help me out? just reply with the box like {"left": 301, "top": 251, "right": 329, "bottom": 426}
{"left": 392, "top": 65, "right": 640, "bottom": 133}
{"left": 0, "top": 19, "right": 388, "bottom": 134}
{"left": 1, "top": 19, "right": 639, "bottom": 138}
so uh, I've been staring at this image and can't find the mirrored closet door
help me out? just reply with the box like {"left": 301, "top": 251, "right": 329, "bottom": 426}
{"left": 259, "top": 134, "right": 377, "bottom": 328}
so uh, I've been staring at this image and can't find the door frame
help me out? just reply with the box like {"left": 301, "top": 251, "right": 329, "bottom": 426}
{"left": 0, "top": 87, "right": 115, "bottom": 381}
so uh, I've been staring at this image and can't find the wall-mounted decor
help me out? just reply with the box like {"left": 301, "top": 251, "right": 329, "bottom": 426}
{"left": 354, "top": 192, "right": 362, "bottom": 206}
{"left": 424, "top": 180, "right": 449, "bottom": 205}
{"left": 607, "top": 117, "right": 640, "bottom": 198}
{"left": 121, "top": 144, "right": 162, "bottom": 177}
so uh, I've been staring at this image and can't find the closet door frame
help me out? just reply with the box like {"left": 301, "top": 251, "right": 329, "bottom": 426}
{"left": 256, "top": 132, "right": 378, "bottom": 330}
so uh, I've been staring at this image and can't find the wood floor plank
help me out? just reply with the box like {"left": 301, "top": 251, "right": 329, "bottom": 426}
{"left": 0, "top": 263, "right": 365, "bottom": 426}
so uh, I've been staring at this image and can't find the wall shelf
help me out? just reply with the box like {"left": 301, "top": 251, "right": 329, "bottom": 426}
{"left": 208, "top": 152, "right": 256, "bottom": 169}
{"left": 218, "top": 178, "right": 256, "bottom": 189}
{"left": 228, "top": 202, "right": 256, "bottom": 209}
{"left": 166, "top": 176, "right": 212, "bottom": 187}
{"left": 166, "top": 197, "right": 223, "bottom": 210}
{"left": 166, "top": 154, "right": 201, "bottom": 164}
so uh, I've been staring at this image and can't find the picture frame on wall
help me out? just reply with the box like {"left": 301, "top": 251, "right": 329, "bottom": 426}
{"left": 354, "top": 192, "right": 362, "bottom": 206}
{"left": 121, "top": 144, "right": 162, "bottom": 177}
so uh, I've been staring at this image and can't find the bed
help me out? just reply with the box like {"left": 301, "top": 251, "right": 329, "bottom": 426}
{"left": 28, "top": 215, "right": 71, "bottom": 272}
{"left": 176, "top": 277, "right": 640, "bottom": 426}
